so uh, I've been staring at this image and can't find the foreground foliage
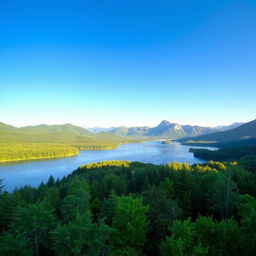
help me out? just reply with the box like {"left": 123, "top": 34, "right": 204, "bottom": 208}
{"left": 0, "top": 159, "right": 256, "bottom": 255}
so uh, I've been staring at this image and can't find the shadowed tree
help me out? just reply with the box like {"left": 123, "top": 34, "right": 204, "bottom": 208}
{"left": 0, "top": 193, "right": 16, "bottom": 233}
{"left": 142, "top": 187, "right": 182, "bottom": 255}
{"left": 11, "top": 202, "right": 56, "bottom": 256}
{"left": 61, "top": 177, "right": 90, "bottom": 222}
{"left": 0, "top": 232, "right": 33, "bottom": 256}
{"left": 237, "top": 194, "right": 256, "bottom": 255}
{"left": 208, "top": 170, "right": 237, "bottom": 219}
{"left": 99, "top": 190, "right": 117, "bottom": 225}
{"left": 51, "top": 212, "right": 111, "bottom": 256}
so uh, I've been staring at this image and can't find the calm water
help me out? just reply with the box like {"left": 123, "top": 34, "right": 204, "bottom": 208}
{"left": 0, "top": 141, "right": 216, "bottom": 192}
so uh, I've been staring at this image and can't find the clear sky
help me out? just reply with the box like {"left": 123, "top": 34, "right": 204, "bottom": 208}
{"left": 0, "top": 0, "right": 255, "bottom": 128}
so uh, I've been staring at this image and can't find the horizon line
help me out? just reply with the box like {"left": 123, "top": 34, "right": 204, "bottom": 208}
{"left": 0, "top": 119, "right": 249, "bottom": 129}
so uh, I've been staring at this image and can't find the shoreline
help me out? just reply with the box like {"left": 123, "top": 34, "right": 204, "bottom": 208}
{"left": 0, "top": 143, "right": 133, "bottom": 164}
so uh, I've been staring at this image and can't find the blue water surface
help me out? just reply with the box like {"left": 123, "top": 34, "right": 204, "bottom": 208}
{"left": 0, "top": 141, "right": 216, "bottom": 192}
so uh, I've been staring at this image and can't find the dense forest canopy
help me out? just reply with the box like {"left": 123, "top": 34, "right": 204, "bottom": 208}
{"left": 0, "top": 158, "right": 256, "bottom": 255}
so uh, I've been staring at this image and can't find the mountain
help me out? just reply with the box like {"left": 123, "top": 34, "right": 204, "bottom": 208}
{"left": 179, "top": 119, "right": 256, "bottom": 144}
{"left": 0, "top": 122, "right": 140, "bottom": 156}
{"left": 214, "top": 122, "right": 244, "bottom": 131}
{"left": 109, "top": 120, "right": 217, "bottom": 139}
{"left": 0, "top": 122, "right": 140, "bottom": 143}
{"left": 145, "top": 121, "right": 186, "bottom": 138}
{"left": 86, "top": 127, "right": 116, "bottom": 133}
{"left": 110, "top": 126, "right": 150, "bottom": 137}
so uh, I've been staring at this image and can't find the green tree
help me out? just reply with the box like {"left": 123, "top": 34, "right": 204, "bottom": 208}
{"left": 142, "top": 187, "right": 182, "bottom": 255}
{"left": 0, "top": 232, "right": 33, "bottom": 256}
{"left": 174, "top": 170, "right": 194, "bottom": 217}
{"left": 194, "top": 216, "right": 242, "bottom": 256}
{"left": 103, "top": 174, "right": 127, "bottom": 195}
{"left": 11, "top": 202, "right": 56, "bottom": 256}
{"left": 46, "top": 175, "right": 55, "bottom": 187}
{"left": 51, "top": 212, "right": 111, "bottom": 256}
{"left": 208, "top": 170, "right": 237, "bottom": 219}
{"left": 110, "top": 195, "right": 149, "bottom": 254}
{"left": 44, "top": 187, "right": 61, "bottom": 212}
{"left": 237, "top": 194, "right": 256, "bottom": 255}
{"left": 99, "top": 190, "right": 117, "bottom": 224}
{"left": 160, "top": 178, "right": 174, "bottom": 199}
{"left": 0, "top": 193, "right": 16, "bottom": 233}
{"left": 160, "top": 219, "right": 208, "bottom": 256}
{"left": 61, "top": 177, "right": 90, "bottom": 222}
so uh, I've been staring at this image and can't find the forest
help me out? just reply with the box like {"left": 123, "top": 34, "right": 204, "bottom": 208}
{"left": 190, "top": 144, "right": 256, "bottom": 173}
{"left": 0, "top": 143, "right": 79, "bottom": 162}
{"left": 0, "top": 158, "right": 256, "bottom": 255}
{"left": 0, "top": 129, "right": 138, "bottom": 162}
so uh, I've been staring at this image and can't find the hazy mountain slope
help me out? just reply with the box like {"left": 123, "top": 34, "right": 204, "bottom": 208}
{"left": 110, "top": 126, "right": 150, "bottom": 137}
{"left": 94, "top": 132, "right": 139, "bottom": 144}
{"left": 86, "top": 127, "right": 115, "bottom": 133}
{"left": 179, "top": 119, "right": 256, "bottom": 143}
{"left": 214, "top": 122, "right": 244, "bottom": 131}
{"left": 182, "top": 125, "right": 216, "bottom": 136}
{"left": 110, "top": 126, "right": 130, "bottom": 136}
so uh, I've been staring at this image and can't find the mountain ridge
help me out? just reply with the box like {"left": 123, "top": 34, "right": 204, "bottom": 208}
{"left": 213, "top": 122, "right": 244, "bottom": 131}
{"left": 179, "top": 119, "right": 256, "bottom": 144}
{"left": 0, "top": 121, "right": 246, "bottom": 140}
{"left": 109, "top": 120, "right": 218, "bottom": 139}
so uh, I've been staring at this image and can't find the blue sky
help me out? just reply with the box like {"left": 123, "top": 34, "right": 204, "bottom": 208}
{"left": 0, "top": 0, "right": 255, "bottom": 127}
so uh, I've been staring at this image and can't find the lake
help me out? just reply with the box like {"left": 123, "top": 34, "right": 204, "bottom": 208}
{"left": 0, "top": 141, "right": 217, "bottom": 192}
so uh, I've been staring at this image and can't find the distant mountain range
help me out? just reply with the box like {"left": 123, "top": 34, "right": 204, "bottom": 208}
{"left": 85, "top": 127, "right": 115, "bottom": 133}
{"left": 108, "top": 120, "right": 218, "bottom": 139}
{"left": 86, "top": 122, "right": 244, "bottom": 135}
{"left": 0, "top": 120, "right": 246, "bottom": 141}
{"left": 179, "top": 119, "right": 256, "bottom": 144}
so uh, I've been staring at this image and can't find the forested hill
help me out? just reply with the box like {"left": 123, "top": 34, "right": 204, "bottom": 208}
{"left": 0, "top": 123, "right": 140, "bottom": 162}
{"left": 0, "top": 122, "right": 93, "bottom": 136}
{"left": 0, "top": 159, "right": 256, "bottom": 255}
{"left": 179, "top": 119, "right": 256, "bottom": 145}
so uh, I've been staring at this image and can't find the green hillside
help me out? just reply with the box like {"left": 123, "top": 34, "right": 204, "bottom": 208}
{"left": 0, "top": 123, "right": 140, "bottom": 162}
{"left": 20, "top": 123, "right": 94, "bottom": 136}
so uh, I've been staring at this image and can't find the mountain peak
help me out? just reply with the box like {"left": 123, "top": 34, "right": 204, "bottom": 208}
{"left": 158, "top": 120, "right": 172, "bottom": 126}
